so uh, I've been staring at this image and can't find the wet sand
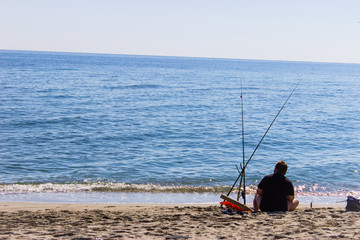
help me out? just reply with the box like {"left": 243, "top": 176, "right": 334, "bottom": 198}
{"left": 0, "top": 202, "right": 359, "bottom": 239}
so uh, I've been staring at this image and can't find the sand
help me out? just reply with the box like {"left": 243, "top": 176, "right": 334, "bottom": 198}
{"left": 0, "top": 202, "right": 359, "bottom": 240}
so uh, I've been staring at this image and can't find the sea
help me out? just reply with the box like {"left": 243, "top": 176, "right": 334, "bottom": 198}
{"left": 0, "top": 50, "right": 359, "bottom": 204}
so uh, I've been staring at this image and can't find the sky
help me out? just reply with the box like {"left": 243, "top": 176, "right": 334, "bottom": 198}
{"left": 0, "top": 0, "right": 359, "bottom": 63}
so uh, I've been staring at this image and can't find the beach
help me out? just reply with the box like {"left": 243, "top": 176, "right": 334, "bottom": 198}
{"left": 1, "top": 202, "right": 359, "bottom": 239}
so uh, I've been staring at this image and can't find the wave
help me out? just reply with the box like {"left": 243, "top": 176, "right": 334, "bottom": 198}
{"left": 0, "top": 182, "right": 232, "bottom": 194}
{"left": 1, "top": 182, "right": 358, "bottom": 198}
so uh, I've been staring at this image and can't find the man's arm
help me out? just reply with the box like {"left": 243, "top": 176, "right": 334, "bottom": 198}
{"left": 287, "top": 195, "right": 299, "bottom": 211}
{"left": 253, "top": 188, "right": 263, "bottom": 211}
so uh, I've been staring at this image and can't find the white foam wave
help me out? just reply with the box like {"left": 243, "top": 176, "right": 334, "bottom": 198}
{"left": 0, "top": 183, "right": 358, "bottom": 199}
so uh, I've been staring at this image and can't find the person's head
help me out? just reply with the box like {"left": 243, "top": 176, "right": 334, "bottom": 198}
{"left": 274, "top": 161, "right": 288, "bottom": 175}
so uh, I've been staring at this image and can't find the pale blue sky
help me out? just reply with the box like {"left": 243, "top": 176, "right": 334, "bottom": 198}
{"left": 1, "top": 0, "right": 359, "bottom": 63}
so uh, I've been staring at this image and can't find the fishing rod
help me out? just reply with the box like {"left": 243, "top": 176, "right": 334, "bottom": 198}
{"left": 236, "top": 80, "right": 246, "bottom": 203}
{"left": 227, "top": 80, "right": 301, "bottom": 197}
{"left": 241, "top": 81, "right": 245, "bottom": 202}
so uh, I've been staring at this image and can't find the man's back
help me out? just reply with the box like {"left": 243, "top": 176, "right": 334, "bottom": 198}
{"left": 258, "top": 173, "right": 294, "bottom": 212}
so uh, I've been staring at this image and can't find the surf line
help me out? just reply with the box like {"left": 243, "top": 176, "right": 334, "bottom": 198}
{"left": 226, "top": 79, "right": 301, "bottom": 205}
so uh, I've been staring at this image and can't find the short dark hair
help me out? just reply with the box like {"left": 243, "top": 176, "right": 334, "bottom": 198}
{"left": 275, "top": 161, "right": 288, "bottom": 175}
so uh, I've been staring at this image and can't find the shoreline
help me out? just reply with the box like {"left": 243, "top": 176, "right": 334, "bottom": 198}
{"left": 0, "top": 201, "right": 346, "bottom": 212}
{"left": 0, "top": 191, "right": 350, "bottom": 206}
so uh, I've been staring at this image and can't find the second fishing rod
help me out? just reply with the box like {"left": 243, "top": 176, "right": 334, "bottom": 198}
{"left": 227, "top": 80, "right": 301, "bottom": 199}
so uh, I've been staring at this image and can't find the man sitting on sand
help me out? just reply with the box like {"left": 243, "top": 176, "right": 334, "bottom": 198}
{"left": 253, "top": 161, "right": 299, "bottom": 212}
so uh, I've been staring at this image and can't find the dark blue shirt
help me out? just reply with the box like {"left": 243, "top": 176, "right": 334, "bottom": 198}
{"left": 258, "top": 173, "right": 294, "bottom": 212}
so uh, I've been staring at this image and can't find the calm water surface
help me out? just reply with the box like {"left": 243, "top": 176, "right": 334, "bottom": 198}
{"left": 1, "top": 50, "right": 359, "bottom": 200}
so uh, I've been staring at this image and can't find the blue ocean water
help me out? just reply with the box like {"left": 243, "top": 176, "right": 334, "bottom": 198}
{"left": 0, "top": 50, "right": 359, "bottom": 200}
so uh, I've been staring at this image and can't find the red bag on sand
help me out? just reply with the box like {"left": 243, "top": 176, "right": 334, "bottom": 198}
{"left": 220, "top": 201, "right": 244, "bottom": 211}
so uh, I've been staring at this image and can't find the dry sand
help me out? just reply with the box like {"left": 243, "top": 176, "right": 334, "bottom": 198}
{"left": 0, "top": 202, "right": 359, "bottom": 240}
